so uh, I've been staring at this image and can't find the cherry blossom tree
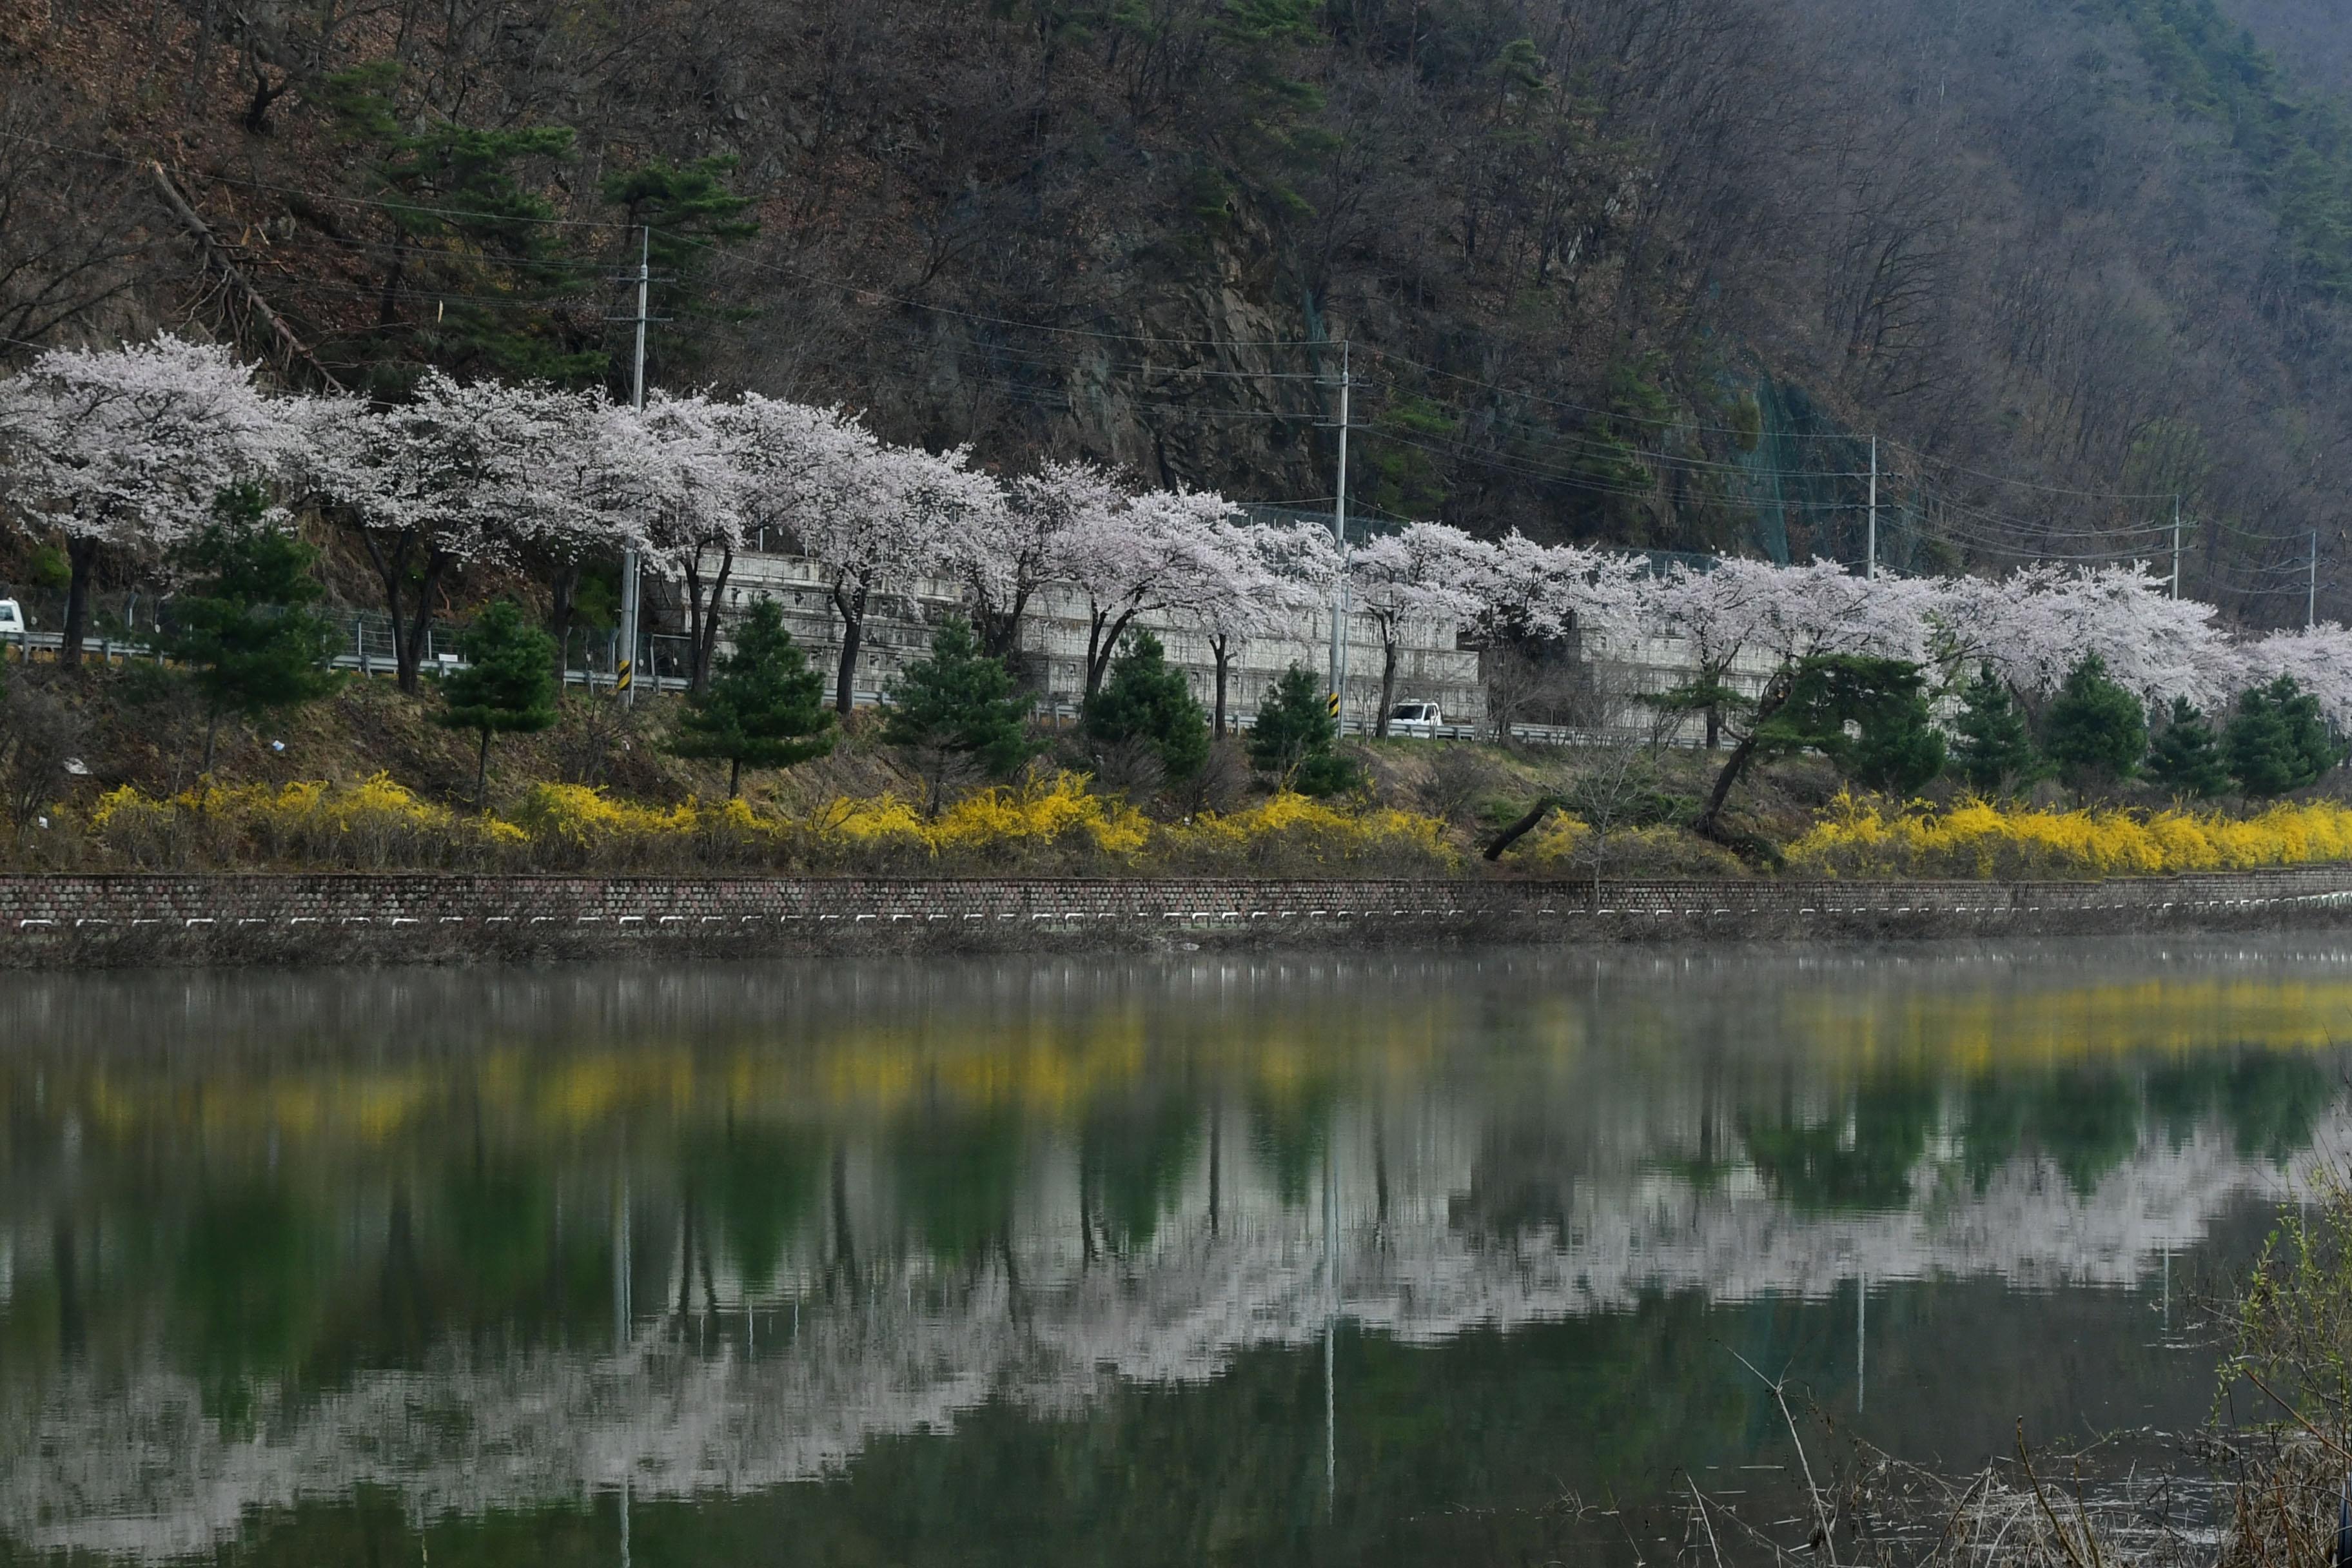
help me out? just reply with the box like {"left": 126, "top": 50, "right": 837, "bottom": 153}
{"left": 799, "top": 439, "right": 992, "bottom": 714}
{"left": 467, "top": 382, "right": 629, "bottom": 682}
{"left": 941, "top": 458, "right": 1115, "bottom": 662}
{"left": 1064, "top": 485, "right": 1244, "bottom": 698}
{"left": 1636, "top": 557, "right": 1939, "bottom": 841}
{"left": 2236, "top": 623, "right": 2352, "bottom": 733}
{"left": 722, "top": 393, "right": 884, "bottom": 700}
{"left": 1641, "top": 556, "right": 1934, "bottom": 746}
{"left": 1465, "top": 534, "right": 1647, "bottom": 737}
{"left": 1467, "top": 533, "right": 1645, "bottom": 646}
{"left": 1345, "top": 523, "right": 1491, "bottom": 736}
{"left": 295, "top": 370, "right": 559, "bottom": 693}
{"left": 0, "top": 335, "right": 292, "bottom": 663}
{"left": 610, "top": 390, "right": 747, "bottom": 692}
{"left": 1174, "top": 516, "right": 1304, "bottom": 736}
{"left": 1928, "top": 563, "right": 2235, "bottom": 712}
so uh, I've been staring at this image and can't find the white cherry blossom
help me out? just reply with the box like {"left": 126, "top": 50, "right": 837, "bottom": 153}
{"left": 0, "top": 335, "right": 292, "bottom": 662}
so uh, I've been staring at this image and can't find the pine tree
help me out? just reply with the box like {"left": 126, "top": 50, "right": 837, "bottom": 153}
{"left": 1948, "top": 663, "right": 2037, "bottom": 792}
{"left": 2224, "top": 675, "right": 2341, "bottom": 797}
{"left": 435, "top": 599, "right": 558, "bottom": 806}
{"left": 1734, "top": 655, "right": 1946, "bottom": 796}
{"left": 2146, "top": 697, "right": 2231, "bottom": 798}
{"left": 1852, "top": 702, "right": 1946, "bottom": 794}
{"left": 1081, "top": 631, "right": 1211, "bottom": 783}
{"left": 879, "top": 616, "right": 1037, "bottom": 814}
{"left": 2041, "top": 653, "right": 2147, "bottom": 789}
{"left": 163, "top": 483, "right": 343, "bottom": 773}
{"left": 1247, "top": 664, "right": 1359, "bottom": 796}
{"left": 666, "top": 598, "right": 835, "bottom": 796}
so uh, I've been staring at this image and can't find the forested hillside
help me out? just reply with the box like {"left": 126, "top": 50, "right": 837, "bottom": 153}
{"left": 6, "top": 0, "right": 2352, "bottom": 623}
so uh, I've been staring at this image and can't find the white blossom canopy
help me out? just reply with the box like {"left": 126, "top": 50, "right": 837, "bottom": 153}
{"left": 0, "top": 335, "right": 293, "bottom": 554}
{"left": 7, "top": 334, "right": 2349, "bottom": 735}
{"left": 1929, "top": 563, "right": 2237, "bottom": 708}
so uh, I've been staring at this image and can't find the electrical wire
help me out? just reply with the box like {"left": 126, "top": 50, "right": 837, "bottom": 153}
{"left": 17, "top": 133, "right": 2338, "bottom": 601}
{"left": 665, "top": 230, "right": 1333, "bottom": 349}
{"left": 1369, "top": 426, "right": 1879, "bottom": 508}
{"left": 0, "top": 130, "right": 628, "bottom": 230}
{"left": 1878, "top": 435, "right": 2182, "bottom": 502}
{"left": 1351, "top": 344, "right": 1853, "bottom": 442}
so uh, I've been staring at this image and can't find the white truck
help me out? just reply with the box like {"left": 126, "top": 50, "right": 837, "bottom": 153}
{"left": 0, "top": 600, "right": 25, "bottom": 647}
{"left": 1387, "top": 700, "right": 1442, "bottom": 737}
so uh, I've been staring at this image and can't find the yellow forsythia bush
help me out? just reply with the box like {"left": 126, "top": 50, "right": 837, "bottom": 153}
{"left": 1788, "top": 793, "right": 2352, "bottom": 879}
{"left": 811, "top": 772, "right": 1149, "bottom": 870}
{"left": 1506, "top": 810, "right": 1747, "bottom": 880}
{"left": 1158, "top": 792, "right": 1457, "bottom": 876}
{"left": 76, "top": 770, "right": 1453, "bottom": 876}
{"left": 931, "top": 772, "right": 1152, "bottom": 861}
{"left": 88, "top": 774, "right": 524, "bottom": 869}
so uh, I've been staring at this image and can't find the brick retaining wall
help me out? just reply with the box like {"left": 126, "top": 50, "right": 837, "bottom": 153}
{"left": 4, "top": 867, "right": 2352, "bottom": 966}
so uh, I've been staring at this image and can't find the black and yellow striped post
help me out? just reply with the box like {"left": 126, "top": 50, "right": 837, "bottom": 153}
{"left": 614, "top": 659, "right": 634, "bottom": 695}
{"left": 1325, "top": 691, "right": 1340, "bottom": 719}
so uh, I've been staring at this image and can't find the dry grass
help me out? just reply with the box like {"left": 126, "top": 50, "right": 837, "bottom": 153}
{"left": 1672, "top": 1165, "right": 2352, "bottom": 1567}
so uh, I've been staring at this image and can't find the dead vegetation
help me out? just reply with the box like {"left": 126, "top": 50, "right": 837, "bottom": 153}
{"left": 1668, "top": 1164, "right": 2352, "bottom": 1567}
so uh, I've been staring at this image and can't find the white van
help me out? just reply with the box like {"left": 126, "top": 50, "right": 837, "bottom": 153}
{"left": 0, "top": 600, "right": 24, "bottom": 644}
{"left": 1387, "top": 700, "right": 1442, "bottom": 737}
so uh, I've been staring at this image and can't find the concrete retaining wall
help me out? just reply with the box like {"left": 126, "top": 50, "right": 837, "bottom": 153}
{"left": 5, "top": 867, "right": 2352, "bottom": 966}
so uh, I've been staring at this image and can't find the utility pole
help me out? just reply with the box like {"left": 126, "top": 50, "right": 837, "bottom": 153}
{"left": 1326, "top": 341, "right": 1353, "bottom": 725}
{"left": 617, "top": 226, "right": 650, "bottom": 707}
{"left": 1865, "top": 435, "right": 1877, "bottom": 581}
{"left": 2311, "top": 529, "right": 2320, "bottom": 631}
{"left": 2170, "top": 497, "right": 2182, "bottom": 600}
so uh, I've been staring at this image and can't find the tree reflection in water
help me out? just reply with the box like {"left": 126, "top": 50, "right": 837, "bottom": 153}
{"left": 1, "top": 938, "right": 2347, "bottom": 1565}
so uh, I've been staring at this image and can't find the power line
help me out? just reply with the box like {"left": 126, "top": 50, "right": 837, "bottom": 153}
{"left": 1879, "top": 436, "right": 2181, "bottom": 502}
{"left": 1371, "top": 426, "right": 1879, "bottom": 509}
{"left": 1352, "top": 344, "right": 1851, "bottom": 441}
{"left": 665, "top": 230, "right": 1329, "bottom": 350}
{"left": 0, "top": 131, "right": 627, "bottom": 230}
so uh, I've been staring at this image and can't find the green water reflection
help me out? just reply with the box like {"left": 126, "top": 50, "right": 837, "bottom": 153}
{"left": 1, "top": 939, "right": 2346, "bottom": 1565}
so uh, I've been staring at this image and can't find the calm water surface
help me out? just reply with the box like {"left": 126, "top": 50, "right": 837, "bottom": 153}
{"left": 3, "top": 939, "right": 2349, "bottom": 1565}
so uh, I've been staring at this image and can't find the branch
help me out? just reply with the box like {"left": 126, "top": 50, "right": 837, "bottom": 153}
{"left": 1729, "top": 1349, "right": 1837, "bottom": 1565}
{"left": 2015, "top": 1419, "right": 2092, "bottom": 1568}
{"left": 148, "top": 162, "right": 346, "bottom": 393}
{"left": 1484, "top": 793, "right": 1566, "bottom": 861}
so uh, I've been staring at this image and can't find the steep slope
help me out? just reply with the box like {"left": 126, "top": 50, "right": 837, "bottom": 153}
{"left": 3, "top": 0, "right": 2350, "bottom": 623}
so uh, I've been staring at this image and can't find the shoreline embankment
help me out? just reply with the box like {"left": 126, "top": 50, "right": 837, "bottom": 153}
{"left": 5, "top": 866, "right": 2352, "bottom": 966}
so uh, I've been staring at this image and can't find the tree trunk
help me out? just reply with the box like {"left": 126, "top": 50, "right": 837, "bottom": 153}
{"left": 1211, "top": 635, "right": 1230, "bottom": 736}
{"left": 201, "top": 704, "right": 221, "bottom": 775}
{"left": 1084, "top": 607, "right": 1138, "bottom": 698}
{"left": 923, "top": 750, "right": 946, "bottom": 818}
{"left": 474, "top": 727, "right": 490, "bottom": 809}
{"left": 547, "top": 561, "right": 579, "bottom": 690}
{"left": 682, "top": 555, "right": 705, "bottom": 692}
{"left": 1376, "top": 638, "right": 1400, "bottom": 738}
{"left": 59, "top": 536, "right": 99, "bottom": 666}
{"left": 832, "top": 579, "right": 867, "bottom": 716}
{"left": 1484, "top": 794, "right": 1563, "bottom": 861}
{"left": 1691, "top": 730, "right": 1760, "bottom": 841}
{"left": 729, "top": 756, "right": 741, "bottom": 798}
{"left": 360, "top": 529, "right": 444, "bottom": 695}
{"left": 395, "top": 558, "right": 445, "bottom": 696}
{"left": 1692, "top": 675, "right": 1789, "bottom": 843}
{"left": 975, "top": 585, "right": 1032, "bottom": 663}
{"left": 692, "top": 549, "right": 733, "bottom": 691}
